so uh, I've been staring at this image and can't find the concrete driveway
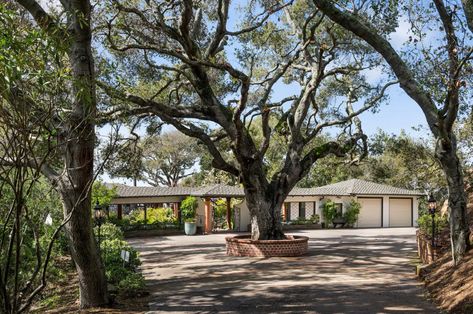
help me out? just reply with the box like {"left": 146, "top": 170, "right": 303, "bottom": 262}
{"left": 129, "top": 228, "right": 439, "bottom": 314}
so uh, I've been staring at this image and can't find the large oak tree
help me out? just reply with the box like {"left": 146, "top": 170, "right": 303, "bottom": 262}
{"left": 99, "top": 0, "right": 395, "bottom": 240}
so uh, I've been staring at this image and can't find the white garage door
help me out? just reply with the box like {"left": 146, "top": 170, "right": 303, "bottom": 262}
{"left": 357, "top": 198, "right": 382, "bottom": 228}
{"left": 389, "top": 198, "right": 412, "bottom": 227}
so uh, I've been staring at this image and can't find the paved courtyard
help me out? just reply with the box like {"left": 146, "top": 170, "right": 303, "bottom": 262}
{"left": 129, "top": 228, "right": 439, "bottom": 313}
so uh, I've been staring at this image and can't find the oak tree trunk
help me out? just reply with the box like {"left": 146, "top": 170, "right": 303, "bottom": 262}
{"left": 436, "top": 137, "right": 470, "bottom": 263}
{"left": 245, "top": 186, "right": 286, "bottom": 240}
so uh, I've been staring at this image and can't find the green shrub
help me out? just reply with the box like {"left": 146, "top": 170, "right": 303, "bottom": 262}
{"left": 107, "top": 215, "right": 131, "bottom": 227}
{"left": 129, "top": 207, "right": 178, "bottom": 225}
{"left": 309, "top": 214, "right": 320, "bottom": 224}
{"left": 181, "top": 196, "right": 198, "bottom": 222}
{"left": 117, "top": 272, "right": 146, "bottom": 296}
{"left": 322, "top": 200, "right": 341, "bottom": 227}
{"left": 291, "top": 215, "right": 320, "bottom": 225}
{"left": 291, "top": 217, "right": 308, "bottom": 225}
{"left": 343, "top": 200, "right": 361, "bottom": 226}
{"left": 149, "top": 207, "right": 177, "bottom": 225}
{"left": 94, "top": 223, "right": 145, "bottom": 296}
{"left": 97, "top": 222, "right": 125, "bottom": 240}
{"left": 417, "top": 213, "right": 449, "bottom": 237}
{"left": 127, "top": 207, "right": 178, "bottom": 226}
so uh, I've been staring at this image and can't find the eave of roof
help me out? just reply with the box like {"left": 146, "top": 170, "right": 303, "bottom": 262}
{"left": 109, "top": 179, "right": 424, "bottom": 199}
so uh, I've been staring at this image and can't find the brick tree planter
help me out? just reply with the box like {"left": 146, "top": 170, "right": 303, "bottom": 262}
{"left": 226, "top": 235, "right": 309, "bottom": 257}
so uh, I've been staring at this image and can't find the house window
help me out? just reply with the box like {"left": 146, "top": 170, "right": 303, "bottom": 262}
{"left": 335, "top": 203, "right": 343, "bottom": 217}
{"left": 299, "top": 202, "right": 306, "bottom": 219}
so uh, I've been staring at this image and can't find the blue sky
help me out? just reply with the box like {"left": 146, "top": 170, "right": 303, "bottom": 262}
{"left": 223, "top": 2, "right": 431, "bottom": 139}
{"left": 94, "top": 1, "right": 433, "bottom": 184}
{"left": 37, "top": 0, "right": 430, "bottom": 139}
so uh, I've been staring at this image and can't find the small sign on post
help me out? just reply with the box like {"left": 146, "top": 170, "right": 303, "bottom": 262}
{"left": 120, "top": 250, "right": 130, "bottom": 263}
{"left": 45, "top": 214, "right": 53, "bottom": 226}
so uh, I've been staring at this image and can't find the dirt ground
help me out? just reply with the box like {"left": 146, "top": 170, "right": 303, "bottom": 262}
{"left": 130, "top": 228, "right": 439, "bottom": 313}
{"left": 422, "top": 249, "right": 473, "bottom": 313}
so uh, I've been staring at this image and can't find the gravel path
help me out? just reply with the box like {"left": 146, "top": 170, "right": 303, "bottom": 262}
{"left": 129, "top": 228, "right": 439, "bottom": 314}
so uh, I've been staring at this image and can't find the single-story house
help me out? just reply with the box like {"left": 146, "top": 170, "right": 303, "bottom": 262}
{"left": 108, "top": 179, "right": 423, "bottom": 233}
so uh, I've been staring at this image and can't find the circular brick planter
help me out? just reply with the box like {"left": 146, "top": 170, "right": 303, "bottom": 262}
{"left": 225, "top": 235, "right": 308, "bottom": 257}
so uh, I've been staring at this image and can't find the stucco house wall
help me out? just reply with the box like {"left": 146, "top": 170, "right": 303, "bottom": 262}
{"left": 195, "top": 198, "right": 206, "bottom": 228}
{"left": 235, "top": 194, "right": 419, "bottom": 230}
{"left": 235, "top": 199, "right": 251, "bottom": 232}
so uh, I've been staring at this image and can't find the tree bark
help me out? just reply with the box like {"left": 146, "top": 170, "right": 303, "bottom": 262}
{"left": 462, "top": 0, "right": 473, "bottom": 33}
{"left": 60, "top": 194, "right": 108, "bottom": 308}
{"left": 244, "top": 186, "right": 286, "bottom": 240}
{"left": 58, "top": 0, "right": 108, "bottom": 308}
{"left": 436, "top": 136, "right": 470, "bottom": 263}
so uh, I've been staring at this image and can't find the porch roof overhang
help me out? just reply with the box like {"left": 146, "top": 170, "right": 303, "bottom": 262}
{"left": 108, "top": 179, "right": 423, "bottom": 204}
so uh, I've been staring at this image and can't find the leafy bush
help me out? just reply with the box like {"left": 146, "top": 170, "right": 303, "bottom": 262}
{"left": 291, "top": 214, "right": 320, "bottom": 225}
{"left": 291, "top": 217, "right": 309, "bottom": 225}
{"left": 343, "top": 200, "right": 361, "bottom": 226}
{"left": 91, "top": 181, "right": 118, "bottom": 208}
{"left": 107, "top": 215, "right": 131, "bottom": 227}
{"left": 322, "top": 200, "right": 341, "bottom": 227}
{"left": 181, "top": 196, "right": 198, "bottom": 222}
{"left": 94, "top": 223, "right": 145, "bottom": 296}
{"left": 417, "top": 213, "right": 449, "bottom": 237}
{"left": 128, "top": 207, "right": 177, "bottom": 225}
{"left": 309, "top": 214, "right": 320, "bottom": 224}
{"left": 98, "top": 222, "right": 125, "bottom": 240}
{"left": 147, "top": 207, "right": 177, "bottom": 225}
{"left": 117, "top": 272, "right": 146, "bottom": 297}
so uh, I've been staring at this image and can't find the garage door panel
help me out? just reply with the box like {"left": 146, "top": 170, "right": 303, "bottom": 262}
{"left": 358, "top": 198, "right": 382, "bottom": 228}
{"left": 389, "top": 198, "right": 412, "bottom": 227}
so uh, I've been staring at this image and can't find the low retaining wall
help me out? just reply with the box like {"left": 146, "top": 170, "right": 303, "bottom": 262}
{"left": 226, "top": 235, "right": 308, "bottom": 257}
{"left": 416, "top": 230, "right": 449, "bottom": 264}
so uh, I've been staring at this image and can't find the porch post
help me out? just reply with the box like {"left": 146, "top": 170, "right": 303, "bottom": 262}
{"left": 144, "top": 204, "right": 147, "bottom": 224}
{"left": 204, "top": 197, "right": 212, "bottom": 234}
{"left": 226, "top": 197, "right": 232, "bottom": 230}
{"left": 177, "top": 202, "right": 182, "bottom": 226}
{"left": 282, "top": 203, "right": 286, "bottom": 222}
{"left": 117, "top": 204, "right": 123, "bottom": 220}
{"left": 173, "top": 202, "right": 179, "bottom": 218}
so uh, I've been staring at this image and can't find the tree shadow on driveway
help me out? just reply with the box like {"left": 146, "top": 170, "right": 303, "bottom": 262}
{"left": 131, "top": 230, "right": 439, "bottom": 313}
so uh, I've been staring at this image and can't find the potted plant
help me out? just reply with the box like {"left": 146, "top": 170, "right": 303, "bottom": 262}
{"left": 181, "top": 196, "right": 198, "bottom": 235}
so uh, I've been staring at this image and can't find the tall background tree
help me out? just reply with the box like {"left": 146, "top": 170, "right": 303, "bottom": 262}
{"left": 4, "top": 0, "right": 109, "bottom": 308}
{"left": 103, "top": 131, "right": 201, "bottom": 187}
{"left": 99, "top": 0, "right": 396, "bottom": 240}
{"left": 313, "top": 0, "right": 473, "bottom": 263}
